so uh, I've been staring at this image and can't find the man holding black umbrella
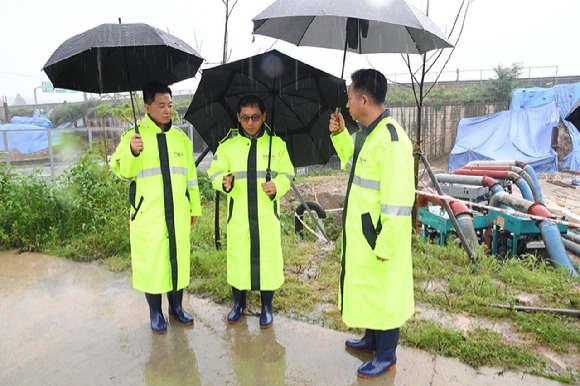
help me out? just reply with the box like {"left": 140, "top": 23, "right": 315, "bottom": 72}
{"left": 111, "top": 81, "right": 202, "bottom": 334}
{"left": 329, "top": 69, "right": 415, "bottom": 378}
{"left": 207, "top": 95, "right": 294, "bottom": 329}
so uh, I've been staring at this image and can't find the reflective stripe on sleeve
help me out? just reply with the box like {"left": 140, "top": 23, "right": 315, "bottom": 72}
{"left": 187, "top": 179, "right": 198, "bottom": 187}
{"left": 382, "top": 204, "right": 413, "bottom": 216}
{"left": 352, "top": 175, "right": 380, "bottom": 190}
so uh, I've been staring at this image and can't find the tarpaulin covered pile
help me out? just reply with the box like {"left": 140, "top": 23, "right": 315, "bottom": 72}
{"left": 511, "top": 82, "right": 580, "bottom": 170}
{"left": 0, "top": 116, "right": 59, "bottom": 155}
{"left": 449, "top": 102, "right": 560, "bottom": 172}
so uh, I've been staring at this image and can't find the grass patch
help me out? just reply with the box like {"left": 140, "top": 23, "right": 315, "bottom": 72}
{"left": 2, "top": 167, "right": 578, "bottom": 383}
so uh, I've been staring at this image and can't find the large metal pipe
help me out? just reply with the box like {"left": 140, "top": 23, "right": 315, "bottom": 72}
{"left": 417, "top": 188, "right": 479, "bottom": 249}
{"left": 454, "top": 168, "right": 534, "bottom": 202}
{"left": 466, "top": 160, "right": 544, "bottom": 204}
{"left": 489, "top": 191, "right": 579, "bottom": 277}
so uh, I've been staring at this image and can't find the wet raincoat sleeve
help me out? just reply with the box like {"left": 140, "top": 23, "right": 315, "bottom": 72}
{"left": 271, "top": 138, "right": 295, "bottom": 200}
{"left": 330, "top": 129, "right": 354, "bottom": 171}
{"left": 373, "top": 126, "right": 415, "bottom": 259}
{"left": 207, "top": 142, "right": 231, "bottom": 193}
{"left": 110, "top": 128, "right": 141, "bottom": 180}
{"left": 186, "top": 137, "right": 202, "bottom": 217}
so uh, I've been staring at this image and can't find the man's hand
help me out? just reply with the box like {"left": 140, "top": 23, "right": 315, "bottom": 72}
{"left": 191, "top": 216, "right": 197, "bottom": 226}
{"left": 223, "top": 173, "right": 235, "bottom": 192}
{"left": 329, "top": 111, "right": 345, "bottom": 135}
{"left": 130, "top": 133, "right": 143, "bottom": 155}
{"left": 261, "top": 181, "right": 276, "bottom": 196}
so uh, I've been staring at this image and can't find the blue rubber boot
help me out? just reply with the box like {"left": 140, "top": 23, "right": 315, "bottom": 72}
{"left": 259, "top": 291, "right": 274, "bottom": 329}
{"left": 357, "top": 328, "right": 399, "bottom": 378}
{"left": 167, "top": 289, "right": 194, "bottom": 326}
{"left": 227, "top": 287, "right": 247, "bottom": 324}
{"left": 345, "top": 329, "right": 376, "bottom": 353}
{"left": 145, "top": 293, "right": 167, "bottom": 334}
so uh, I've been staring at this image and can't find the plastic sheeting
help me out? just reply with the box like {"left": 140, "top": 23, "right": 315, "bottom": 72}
{"left": 449, "top": 102, "right": 560, "bottom": 172}
{"left": 0, "top": 123, "right": 61, "bottom": 155}
{"left": 10, "top": 116, "right": 53, "bottom": 128}
{"left": 511, "top": 82, "right": 580, "bottom": 171}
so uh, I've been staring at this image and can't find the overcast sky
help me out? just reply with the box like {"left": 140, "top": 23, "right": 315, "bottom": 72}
{"left": 1, "top": 0, "right": 578, "bottom": 105}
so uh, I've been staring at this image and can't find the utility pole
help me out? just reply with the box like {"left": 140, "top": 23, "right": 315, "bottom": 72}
{"left": 34, "top": 86, "right": 42, "bottom": 105}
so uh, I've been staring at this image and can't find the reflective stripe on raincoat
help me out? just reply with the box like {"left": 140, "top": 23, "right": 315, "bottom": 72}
{"left": 110, "top": 114, "right": 201, "bottom": 294}
{"left": 207, "top": 128, "right": 295, "bottom": 291}
{"left": 331, "top": 113, "right": 415, "bottom": 330}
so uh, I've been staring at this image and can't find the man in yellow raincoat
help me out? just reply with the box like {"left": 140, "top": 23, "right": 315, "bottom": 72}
{"left": 111, "top": 81, "right": 201, "bottom": 334}
{"left": 329, "top": 69, "right": 415, "bottom": 378}
{"left": 207, "top": 95, "right": 294, "bottom": 328}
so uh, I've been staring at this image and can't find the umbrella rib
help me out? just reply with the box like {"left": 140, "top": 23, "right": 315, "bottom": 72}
{"left": 295, "top": 16, "right": 317, "bottom": 46}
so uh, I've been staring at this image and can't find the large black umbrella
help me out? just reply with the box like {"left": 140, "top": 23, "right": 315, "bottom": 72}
{"left": 252, "top": 0, "right": 453, "bottom": 77}
{"left": 565, "top": 97, "right": 580, "bottom": 129}
{"left": 184, "top": 49, "right": 356, "bottom": 167}
{"left": 42, "top": 22, "right": 204, "bottom": 131}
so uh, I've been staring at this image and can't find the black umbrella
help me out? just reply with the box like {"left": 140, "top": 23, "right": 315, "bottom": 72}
{"left": 42, "top": 22, "right": 204, "bottom": 131}
{"left": 565, "top": 97, "right": 580, "bottom": 129}
{"left": 184, "top": 49, "right": 357, "bottom": 167}
{"left": 252, "top": 0, "right": 453, "bottom": 78}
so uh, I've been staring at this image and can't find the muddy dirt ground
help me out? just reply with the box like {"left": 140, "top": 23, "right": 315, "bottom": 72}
{"left": 281, "top": 161, "right": 580, "bottom": 379}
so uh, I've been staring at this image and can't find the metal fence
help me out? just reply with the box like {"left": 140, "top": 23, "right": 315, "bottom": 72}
{"left": 1, "top": 124, "right": 343, "bottom": 178}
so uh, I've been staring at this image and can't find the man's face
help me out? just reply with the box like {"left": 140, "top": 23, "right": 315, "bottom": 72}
{"left": 238, "top": 105, "right": 265, "bottom": 137}
{"left": 346, "top": 83, "right": 362, "bottom": 122}
{"left": 145, "top": 92, "right": 172, "bottom": 127}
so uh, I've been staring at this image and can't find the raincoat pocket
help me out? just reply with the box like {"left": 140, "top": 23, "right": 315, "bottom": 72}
{"left": 361, "top": 212, "right": 378, "bottom": 249}
{"left": 129, "top": 181, "right": 144, "bottom": 221}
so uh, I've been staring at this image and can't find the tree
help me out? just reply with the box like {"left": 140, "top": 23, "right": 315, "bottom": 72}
{"left": 220, "top": 0, "right": 240, "bottom": 64}
{"left": 13, "top": 93, "right": 27, "bottom": 106}
{"left": 487, "top": 62, "right": 524, "bottom": 102}
{"left": 397, "top": 1, "right": 474, "bottom": 189}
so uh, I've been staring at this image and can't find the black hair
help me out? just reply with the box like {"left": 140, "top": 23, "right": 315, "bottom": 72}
{"left": 350, "top": 69, "right": 388, "bottom": 105}
{"left": 143, "top": 81, "right": 172, "bottom": 105}
{"left": 237, "top": 95, "right": 265, "bottom": 113}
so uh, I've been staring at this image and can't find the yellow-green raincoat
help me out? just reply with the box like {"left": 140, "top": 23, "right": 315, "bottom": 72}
{"left": 110, "top": 114, "right": 201, "bottom": 294}
{"left": 331, "top": 111, "right": 415, "bottom": 330}
{"left": 207, "top": 127, "right": 294, "bottom": 291}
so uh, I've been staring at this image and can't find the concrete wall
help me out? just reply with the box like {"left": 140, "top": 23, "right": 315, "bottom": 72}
{"left": 389, "top": 102, "right": 508, "bottom": 159}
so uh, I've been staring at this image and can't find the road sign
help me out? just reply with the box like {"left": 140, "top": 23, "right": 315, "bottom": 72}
{"left": 41, "top": 82, "right": 78, "bottom": 93}
{"left": 41, "top": 81, "right": 54, "bottom": 93}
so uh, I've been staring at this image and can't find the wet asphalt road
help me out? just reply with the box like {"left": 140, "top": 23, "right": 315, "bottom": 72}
{"left": 0, "top": 250, "right": 561, "bottom": 385}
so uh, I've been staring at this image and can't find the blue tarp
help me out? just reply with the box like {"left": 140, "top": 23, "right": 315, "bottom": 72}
{"left": 511, "top": 82, "right": 580, "bottom": 170}
{"left": 449, "top": 102, "right": 560, "bottom": 172}
{"left": 10, "top": 116, "right": 54, "bottom": 128}
{"left": 0, "top": 123, "right": 62, "bottom": 155}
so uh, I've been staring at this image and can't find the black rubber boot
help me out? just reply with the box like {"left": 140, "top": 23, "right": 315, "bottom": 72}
{"left": 357, "top": 328, "right": 399, "bottom": 378}
{"left": 167, "top": 289, "right": 194, "bottom": 326}
{"left": 145, "top": 293, "right": 167, "bottom": 334}
{"left": 259, "top": 290, "right": 274, "bottom": 329}
{"left": 345, "top": 329, "right": 376, "bottom": 353}
{"left": 227, "top": 287, "right": 247, "bottom": 324}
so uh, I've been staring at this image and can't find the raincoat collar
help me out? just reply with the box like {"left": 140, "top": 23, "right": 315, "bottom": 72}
{"left": 361, "top": 109, "right": 390, "bottom": 137}
{"left": 145, "top": 113, "right": 173, "bottom": 132}
{"left": 240, "top": 124, "right": 267, "bottom": 140}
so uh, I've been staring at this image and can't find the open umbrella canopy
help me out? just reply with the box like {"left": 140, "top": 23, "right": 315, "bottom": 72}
{"left": 252, "top": 0, "right": 452, "bottom": 77}
{"left": 565, "top": 97, "right": 580, "bottom": 129}
{"left": 184, "top": 50, "right": 357, "bottom": 167}
{"left": 42, "top": 23, "right": 204, "bottom": 94}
